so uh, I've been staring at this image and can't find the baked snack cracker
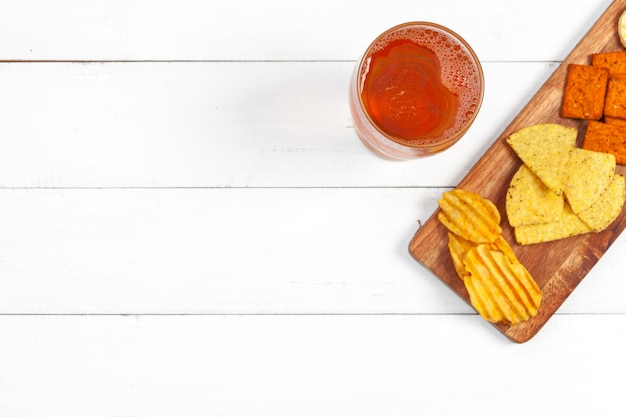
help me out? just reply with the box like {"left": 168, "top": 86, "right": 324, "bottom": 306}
{"left": 591, "top": 50, "right": 626, "bottom": 74}
{"left": 561, "top": 64, "right": 609, "bottom": 120}
{"left": 582, "top": 120, "right": 626, "bottom": 165}
{"left": 604, "top": 116, "right": 626, "bottom": 126}
{"left": 604, "top": 75, "right": 626, "bottom": 119}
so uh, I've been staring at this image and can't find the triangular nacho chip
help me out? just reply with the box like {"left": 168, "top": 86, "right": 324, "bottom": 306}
{"left": 514, "top": 203, "right": 591, "bottom": 245}
{"left": 577, "top": 173, "right": 625, "bottom": 232}
{"left": 506, "top": 164, "right": 565, "bottom": 227}
{"left": 564, "top": 148, "right": 616, "bottom": 214}
{"left": 506, "top": 124, "right": 577, "bottom": 195}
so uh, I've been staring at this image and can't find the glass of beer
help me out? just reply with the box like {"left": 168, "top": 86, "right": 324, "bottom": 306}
{"left": 349, "top": 22, "right": 484, "bottom": 159}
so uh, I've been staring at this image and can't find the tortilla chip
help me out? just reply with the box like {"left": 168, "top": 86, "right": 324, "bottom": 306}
{"left": 506, "top": 164, "right": 564, "bottom": 227}
{"left": 514, "top": 203, "right": 592, "bottom": 245}
{"left": 577, "top": 174, "right": 626, "bottom": 232}
{"left": 506, "top": 124, "right": 578, "bottom": 195}
{"left": 564, "top": 148, "right": 616, "bottom": 214}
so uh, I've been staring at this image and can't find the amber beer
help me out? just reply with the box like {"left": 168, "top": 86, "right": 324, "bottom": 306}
{"left": 350, "top": 22, "right": 484, "bottom": 159}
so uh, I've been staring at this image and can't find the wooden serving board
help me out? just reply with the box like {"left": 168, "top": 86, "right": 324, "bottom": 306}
{"left": 409, "top": 0, "right": 626, "bottom": 343}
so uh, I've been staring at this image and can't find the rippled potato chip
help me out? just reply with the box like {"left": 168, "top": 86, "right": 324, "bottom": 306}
{"left": 439, "top": 189, "right": 542, "bottom": 326}
{"left": 463, "top": 244, "right": 542, "bottom": 325}
{"left": 438, "top": 189, "right": 502, "bottom": 243}
{"left": 446, "top": 232, "right": 473, "bottom": 280}
{"left": 446, "top": 233, "right": 518, "bottom": 282}
{"left": 490, "top": 235, "right": 520, "bottom": 265}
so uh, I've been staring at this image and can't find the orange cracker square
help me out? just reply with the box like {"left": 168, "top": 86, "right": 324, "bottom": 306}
{"left": 591, "top": 51, "right": 626, "bottom": 74}
{"left": 604, "top": 75, "right": 626, "bottom": 119}
{"left": 582, "top": 120, "right": 626, "bottom": 165}
{"left": 604, "top": 116, "right": 626, "bottom": 126}
{"left": 561, "top": 64, "right": 609, "bottom": 120}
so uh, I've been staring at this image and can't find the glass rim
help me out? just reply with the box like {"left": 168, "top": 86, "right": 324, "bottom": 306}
{"left": 354, "top": 21, "right": 485, "bottom": 151}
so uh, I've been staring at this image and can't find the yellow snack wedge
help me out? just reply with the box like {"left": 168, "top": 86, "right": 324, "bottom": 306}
{"left": 563, "top": 148, "right": 615, "bottom": 214}
{"left": 505, "top": 124, "right": 577, "bottom": 195}
{"left": 577, "top": 173, "right": 626, "bottom": 232}
{"left": 506, "top": 164, "right": 565, "bottom": 227}
{"left": 505, "top": 123, "right": 625, "bottom": 245}
{"left": 514, "top": 203, "right": 592, "bottom": 245}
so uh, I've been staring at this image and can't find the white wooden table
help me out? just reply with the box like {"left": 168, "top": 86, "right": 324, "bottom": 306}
{"left": 1, "top": 0, "right": 624, "bottom": 415}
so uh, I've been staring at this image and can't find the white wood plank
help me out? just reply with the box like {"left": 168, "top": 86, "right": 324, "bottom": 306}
{"left": 1, "top": 2, "right": 624, "bottom": 415}
{"left": 0, "top": 188, "right": 624, "bottom": 314}
{"left": 0, "top": 60, "right": 556, "bottom": 188}
{"left": 1, "top": 314, "right": 625, "bottom": 416}
{"left": 0, "top": 0, "right": 611, "bottom": 61}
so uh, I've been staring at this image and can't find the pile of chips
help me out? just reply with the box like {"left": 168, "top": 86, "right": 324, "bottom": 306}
{"left": 438, "top": 189, "right": 542, "bottom": 325}
{"left": 435, "top": 123, "right": 626, "bottom": 325}
{"left": 506, "top": 123, "right": 625, "bottom": 245}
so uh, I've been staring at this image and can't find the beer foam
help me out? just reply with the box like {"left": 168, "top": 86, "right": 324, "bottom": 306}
{"left": 362, "top": 23, "right": 483, "bottom": 146}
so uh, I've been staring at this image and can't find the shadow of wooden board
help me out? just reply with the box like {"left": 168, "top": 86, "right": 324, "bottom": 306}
{"left": 409, "top": 0, "right": 626, "bottom": 343}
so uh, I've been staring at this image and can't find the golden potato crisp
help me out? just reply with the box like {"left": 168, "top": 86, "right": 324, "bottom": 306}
{"left": 439, "top": 189, "right": 542, "bottom": 326}
{"left": 438, "top": 189, "right": 502, "bottom": 243}
{"left": 506, "top": 164, "right": 565, "bottom": 227}
{"left": 446, "top": 232, "right": 474, "bottom": 280}
{"left": 564, "top": 148, "right": 615, "bottom": 214}
{"left": 514, "top": 203, "right": 592, "bottom": 245}
{"left": 463, "top": 244, "right": 542, "bottom": 325}
{"left": 490, "top": 235, "right": 520, "bottom": 265}
{"left": 506, "top": 124, "right": 577, "bottom": 195}
{"left": 577, "top": 174, "right": 626, "bottom": 232}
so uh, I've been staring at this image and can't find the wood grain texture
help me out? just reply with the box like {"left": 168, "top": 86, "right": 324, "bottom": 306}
{"left": 409, "top": 0, "right": 626, "bottom": 343}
